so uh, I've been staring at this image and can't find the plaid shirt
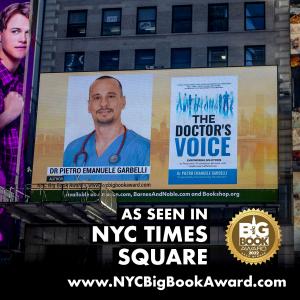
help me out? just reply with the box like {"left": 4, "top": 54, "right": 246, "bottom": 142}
{"left": 0, "top": 61, "right": 25, "bottom": 189}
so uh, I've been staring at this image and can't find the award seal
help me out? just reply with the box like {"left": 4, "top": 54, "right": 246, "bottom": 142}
{"left": 226, "top": 209, "right": 281, "bottom": 264}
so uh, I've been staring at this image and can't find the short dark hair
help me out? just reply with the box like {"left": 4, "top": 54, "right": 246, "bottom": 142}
{"left": 90, "top": 75, "right": 123, "bottom": 96}
{"left": 0, "top": 2, "right": 30, "bottom": 32}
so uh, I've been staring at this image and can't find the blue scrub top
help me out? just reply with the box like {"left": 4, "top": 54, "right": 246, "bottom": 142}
{"left": 63, "top": 129, "right": 150, "bottom": 181}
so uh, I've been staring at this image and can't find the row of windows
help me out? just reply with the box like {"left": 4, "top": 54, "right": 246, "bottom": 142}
{"left": 64, "top": 46, "right": 266, "bottom": 72}
{"left": 67, "top": 2, "right": 265, "bottom": 37}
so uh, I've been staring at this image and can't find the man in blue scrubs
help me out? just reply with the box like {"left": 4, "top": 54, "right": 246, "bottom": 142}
{"left": 63, "top": 76, "right": 150, "bottom": 181}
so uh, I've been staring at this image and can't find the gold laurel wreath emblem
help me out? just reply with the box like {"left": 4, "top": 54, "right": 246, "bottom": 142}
{"left": 226, "top": 209, "right": 281, "bottom": 265}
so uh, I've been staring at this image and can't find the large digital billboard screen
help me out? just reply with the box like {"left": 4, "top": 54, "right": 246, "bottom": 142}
{"left": 0, "top": 0, "right": 37, "bottom": 249}
{"left": 0, "top": 1, "right": 33, "bottom": 194}
{"left": 32, "top": 66, "right": 278, "bottom": 202}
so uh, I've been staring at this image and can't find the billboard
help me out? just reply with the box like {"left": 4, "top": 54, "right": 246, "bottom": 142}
{"left": 0, "top": 0, "right": 36, "bottom": 250}
{"left": 0, "top": 1, "right": 34, "bottom": 194}
{"left": 32, "top": 66, "right": 278, "bottom": 202}
{"left": 291, "top": 4, "right": 300, "bottom": 69}
{"left": 292, "top": 3, "right": 300, "bottom": 171}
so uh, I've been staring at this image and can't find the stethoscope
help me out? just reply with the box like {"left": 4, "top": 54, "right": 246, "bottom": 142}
{"left": 73, "top": 125, "right": 127, "bottom": 166}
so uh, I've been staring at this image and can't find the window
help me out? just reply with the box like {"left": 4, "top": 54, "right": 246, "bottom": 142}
{"left": 137, "top": 7, "right": 156, "bottom": 34}
{"left": 64, "top": 52, "right": 84, "bottom": 72}
{"left": 172, "top": 5, "right": 192, "bottom": 33}
{"left": 99, "top": 50, "right": 120, "bottom": 71}
{"left": 135, "top": 49, "right": 155, "bottom": 69}
{"left": 208, "top": 4, "right": 228, "bottom": 32}
{"left": 245, "top": 46, "right": 265, "bottom": 65}
{"left": 245, "top": 2, "right": 265, "bottom": 30}
{"left": 171, "top": 48, "right": 191, "bottom": 68}
{"left": 207, "top": 47, "right": 228, "bottom": 67}
{"left": 102, "top": 8, "right": 121, "bottom": 36}
{"left": 67, "top": 10, "right": 87, "bottom": 37}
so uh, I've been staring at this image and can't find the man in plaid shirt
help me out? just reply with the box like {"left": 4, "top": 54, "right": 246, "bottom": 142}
{"left": 0, "top": 2, "right": 30, "bottom": 192}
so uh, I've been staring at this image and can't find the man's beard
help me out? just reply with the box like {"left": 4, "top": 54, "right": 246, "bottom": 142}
{"left": 95, "top": 108, "right": 114, "bottom": 125}
{"left": 96, "top": 117, "right": 114, "bottom": 125}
